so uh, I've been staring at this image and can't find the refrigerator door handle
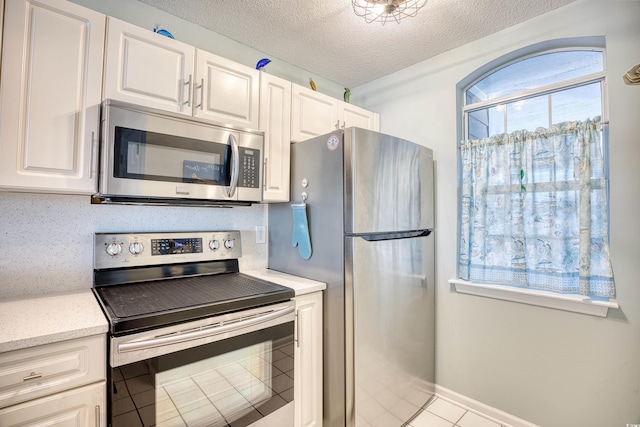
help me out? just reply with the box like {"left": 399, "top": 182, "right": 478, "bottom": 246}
{"left": 355, "top": 229, "right": 432, "bottom": 242}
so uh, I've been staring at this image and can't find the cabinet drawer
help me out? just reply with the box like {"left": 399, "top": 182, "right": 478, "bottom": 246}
{"left": 0, "top": 335, "right": 105, "bottom": 409}
{"left": 0, "top": 381, "right": 105, "bottom": 426}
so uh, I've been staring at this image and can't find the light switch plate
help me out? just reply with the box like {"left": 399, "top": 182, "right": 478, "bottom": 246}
{"left": 255, "top": 225, "right": 266, "bottom": 244}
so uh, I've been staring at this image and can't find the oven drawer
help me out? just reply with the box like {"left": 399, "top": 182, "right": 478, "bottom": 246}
{"left": 0, "top": 334, "right": 106, "bottom": 409}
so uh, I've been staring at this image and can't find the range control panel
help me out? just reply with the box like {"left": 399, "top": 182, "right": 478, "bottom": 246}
{"left": 94, "top": 231, "right": 242, "bottom": 270}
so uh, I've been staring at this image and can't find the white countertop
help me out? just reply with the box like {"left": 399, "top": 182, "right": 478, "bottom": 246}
{"left": 243, "top": 269, "right": 326, "bottom": 296}
{"left": 0, "top": 270, "right": 324, "bottom": 354}
{"left": 0, "top": 290, "right": 108, "bottom": 353}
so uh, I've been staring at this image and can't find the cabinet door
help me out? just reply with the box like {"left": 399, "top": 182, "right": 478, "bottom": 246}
{"left": 294, "top": 292, "right": 323, "bottom": 427}
{"left": 194, "top": 50, "right": 259, "bottom": 129}
{"left": 291, "top": 84, "right": 339, "bottom": 142}
{"left": 0, "top": 0, "right": 105, "bottom": 194}
{"left": 259, "top": 73, "right": 291, "bottom": 202}
{"left": 0, "top": 382, "right": 105, "bottom": 426}
{"left": 103, "top": 17, "right": 195, "bottom": 115}
{"left": 339, "top": 102, "right": 380, "bottom": 131}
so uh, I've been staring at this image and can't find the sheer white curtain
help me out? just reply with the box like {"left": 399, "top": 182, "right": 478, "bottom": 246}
{"left": 458, "top": 117, "right": 615, "bottom": 298}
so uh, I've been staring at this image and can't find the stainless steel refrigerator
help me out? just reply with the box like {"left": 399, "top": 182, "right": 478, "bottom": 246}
{"left": 268, "top": 127, "right": 435, "bottom": 427}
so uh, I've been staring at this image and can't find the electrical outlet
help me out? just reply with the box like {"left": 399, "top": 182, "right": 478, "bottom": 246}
{"left": 255, "top": 225, "right": 266, "bottom": 244}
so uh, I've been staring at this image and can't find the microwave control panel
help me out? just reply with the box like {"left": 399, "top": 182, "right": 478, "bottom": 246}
{"left": 239, "top": 147, "right": 260, "bottom": 188}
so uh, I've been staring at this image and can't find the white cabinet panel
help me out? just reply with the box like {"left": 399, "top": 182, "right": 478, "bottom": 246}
{"left": 294, "top": 292, "right": 323, "bottom": 427}
{"left": 194, "top": 50, "right": 260, "bottom": 129}
{"left": 0, "top": 334, "right": 105, "bottom": 409}
{"left": 0, "top": 382, "right": 105, "bottom": 427}
{"left": 291, "top": 84, "right": 339, "bottom": 142}
{"left": 104, "top": 17, "right": 195, "bottom": 115}
{"left": 291, "top": 84, "right": 379, "bottom": 142}
{"left": 0, "top": 0, "right": 105, "bottom": 194}
{"left": 259, "top": 73, "right": 291, "bottom": 202}
{"left": 339, "top": 102, "right": 380, "bottom": 131}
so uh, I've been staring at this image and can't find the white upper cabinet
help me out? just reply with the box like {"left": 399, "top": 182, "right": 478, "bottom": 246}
{"left": 104, "top": 17, "right": 195, "bottom": 115}
{"left": 259, "top": 73, "right": 292, "bottom": 202}
{"left": 339, "top": 101, "right": 380, "bottom": 131}
{"left": 104, "top": 18, "right": 259, "bottom": 129}
{"left": 291, "top": 83, "right": 379, "bottom": 142}
{"left": 195, "top": 50, "right": 260, "bottom": 129}
{"left": 291, "top": 84, "right": 339, "bottom": 142}
{"left": 0, "top": 0, "right": 105, "bottom": 194}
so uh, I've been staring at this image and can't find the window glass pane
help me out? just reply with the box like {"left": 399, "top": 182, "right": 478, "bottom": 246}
{"left": 467, "top": 50, "right": 603, "bottom": 104}
{"left": 506, "top": 95, "right": 548, "bottom": 133}
{"left": 467, "top": 106, "right": 504, "bottom": 139}
{"left": 551, "top": 82, "right": 601, "bottom": 124}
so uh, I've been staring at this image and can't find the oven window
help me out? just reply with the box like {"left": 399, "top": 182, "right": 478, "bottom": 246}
{"left": 113, "top": 127, "right": 232, "bottom": 185}
{"left": 109, "top": 323, "right": 294, "bottom": 427}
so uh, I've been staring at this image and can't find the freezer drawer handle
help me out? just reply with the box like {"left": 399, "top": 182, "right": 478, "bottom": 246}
{"left": 359, "top": 229, "right": 432, "bottom": 241}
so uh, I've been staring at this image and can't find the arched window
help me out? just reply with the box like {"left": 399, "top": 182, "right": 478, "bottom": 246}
{"left": 458, "top": 48, "right": 615, "bottom": 298}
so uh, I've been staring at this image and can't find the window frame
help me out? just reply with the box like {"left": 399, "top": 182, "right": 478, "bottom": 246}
{"left": 463, "top": 47, "right": 608, "bottom": 138}
{"left": 454, "top": 46, "right": 617, "bottom": 316}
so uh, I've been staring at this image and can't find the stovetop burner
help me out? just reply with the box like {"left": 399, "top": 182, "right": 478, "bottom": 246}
{"left": 92, "top": 231, "right": 293, "bottom": 335}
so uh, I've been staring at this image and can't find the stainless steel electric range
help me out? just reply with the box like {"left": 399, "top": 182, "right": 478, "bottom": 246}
{"left": 92, "top": 231, "right": 295, "bottom": 427}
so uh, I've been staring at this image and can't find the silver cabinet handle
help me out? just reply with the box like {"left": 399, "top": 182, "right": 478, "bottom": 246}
{"left": 95, "top": 405, "right": 101, "bottom": 427}
{"left": 263, "top": 158, "right": 268, "bottom": 191}
{"left": 295, "top": 312, "right": 300, "bottom": 348}
{"left": 89, "top": 131, "right": 96, "bottom": 179}
{"left": 118, "top": 305, "right": 295, "bottom": 353}
{"left": 197, "top": 78, "right": 205, "bottom": 110}
{"left": 23, "top": 371, "right": 43, "bottom": 381}
{"left": 227, "top": 134, "right": 239, "bottom": 198}
{"left": 183, "top": 74, "right": 193, "bottom": 109}
{"left": 335, "top": 120, "right": 340, "bottom": 129}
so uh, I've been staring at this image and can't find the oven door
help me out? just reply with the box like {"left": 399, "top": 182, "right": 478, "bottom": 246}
{"left": 108, "top": 302, "right": 295, "bottom": 427}
{"left": 99, "top": 100, "right": 263, "bottom": 203}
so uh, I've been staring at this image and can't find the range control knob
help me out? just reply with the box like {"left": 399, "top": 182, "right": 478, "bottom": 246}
{"left": 209, "top": 240, "right": 220, "bottom": 251}
{"left": 224, "top": 239, "right": 235, "bottom": 249}
{"left": 129, "top": 242, "right": 144, "bottom": 255}
{"left": 105, "top": 242, "right": 122, "bottom": 257}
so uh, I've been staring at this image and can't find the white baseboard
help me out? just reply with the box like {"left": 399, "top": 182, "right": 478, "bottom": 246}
{"left": 434, "top": 385, "right": 539, "bottom": 427}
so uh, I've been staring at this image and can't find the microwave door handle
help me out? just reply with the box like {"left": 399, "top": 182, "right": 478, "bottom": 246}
{"left": 228, "top": 134, "right": 239, "bottom": 198}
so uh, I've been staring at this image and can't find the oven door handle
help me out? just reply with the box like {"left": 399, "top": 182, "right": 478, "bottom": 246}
{"left": 117, "top": 305, "right": 295, "bottom": 353}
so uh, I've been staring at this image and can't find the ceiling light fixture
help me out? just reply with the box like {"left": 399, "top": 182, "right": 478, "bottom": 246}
{"left": 352, "top": 0, "right": 428, "bottom": 25}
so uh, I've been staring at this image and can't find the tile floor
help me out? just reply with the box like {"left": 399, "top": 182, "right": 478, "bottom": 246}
{"left": 408, "top": 397, "right": 505, "bottom": 427}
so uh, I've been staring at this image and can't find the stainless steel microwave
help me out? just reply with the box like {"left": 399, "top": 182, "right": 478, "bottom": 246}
{"left": 92, "top": 100, "right": 263, "bottom": 206}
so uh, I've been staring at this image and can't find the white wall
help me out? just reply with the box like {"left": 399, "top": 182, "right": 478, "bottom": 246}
{"left": 353, "top": 1, "right": 640, "bottom": 426}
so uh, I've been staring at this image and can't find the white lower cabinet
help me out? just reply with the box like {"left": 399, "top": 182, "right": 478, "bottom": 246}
{"left": 0, "top": 382, "right": 105, "bottom": 426}
{"left": 0, "top": 0, "right": 105, "bottom": 194}
{"left": 294, "top": 291, "right": 323, "bottom": 427}
{"left": 0, "top": 334, "right": 106, "bottom": 426}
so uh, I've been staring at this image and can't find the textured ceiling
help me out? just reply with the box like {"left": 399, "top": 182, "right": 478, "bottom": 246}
{"left": 137, "top": 0, "right": 578, "bottom": 88}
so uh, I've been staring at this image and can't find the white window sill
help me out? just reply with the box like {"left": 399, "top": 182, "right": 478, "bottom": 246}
{"left": 449, "top": 279, "right": 619, "bottom": 317}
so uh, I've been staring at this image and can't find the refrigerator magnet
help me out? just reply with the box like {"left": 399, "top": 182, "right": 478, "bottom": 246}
{"left": 327, "top": 134, "right": 340, "bottom": 151}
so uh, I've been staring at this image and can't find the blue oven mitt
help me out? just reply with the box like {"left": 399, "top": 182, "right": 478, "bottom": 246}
{"left": 291, "top": 203, "right": 312, "bottom": 260}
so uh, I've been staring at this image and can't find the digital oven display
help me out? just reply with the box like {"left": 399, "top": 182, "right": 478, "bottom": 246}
{"left": 151, "top": 238, "right": 203, "bottom": 255}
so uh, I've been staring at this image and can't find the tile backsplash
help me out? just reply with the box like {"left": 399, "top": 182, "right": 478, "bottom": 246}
{"left": 0, "top": 192, "right": 268, "bottom": 299}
